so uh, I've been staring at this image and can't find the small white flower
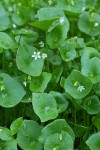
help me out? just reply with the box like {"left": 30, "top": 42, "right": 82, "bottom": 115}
{"left": 94, "top": 22, "right": 99, "bottom": 27}
{"left": 39, "top": 41, "right": 44, "bottom": 48}
{"left": 12, "top": 24, "right": 17, "bottom": 28}
{"left": 32, "top": 51, "right": 41, "bottom": 60}
{"left": 0, "top": 129, "right": 2, "bottom": 133}
{"left": 8, "top": 7, "right": 13, "bottom": 12}
{"left": 42, "top": 53, "right": 47, "bottom": 59}
{"left": 82, "top": 7, "right": 85, "bottom": 11}
{"left": 59, "top": 17, "right": 65, "bottom": 24}
{"left": 77, "top": 85, "right": 85, "bottom": 92}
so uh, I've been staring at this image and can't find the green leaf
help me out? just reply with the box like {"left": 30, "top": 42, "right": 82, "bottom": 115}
{"left": 57, "top": 0, "right": 85, "bottom": 15}
{"left": 39, "top": 119, "right": 75, "bottom": 144}
{"left": 0, "top": 73, "right": 26, "bottom": 108}
{"left": 30, "top": 20, "right": 54, "bottom": 31}
{"left": 37, "top": 7, "right": 64, "bottom": 21}
{"left": 78, "top": 12, "right": 100, "bottom": 36}
{"left": 70, "top": 123, "right": 88, "bottom": 138}
{"left": 12, "top": 6, "right": 28, "bottom": 26}
{"left": 46, "top": 16, "right": 69, "bottom": 49}
{"left": 44, "top": 132, "right": 73, "bottom": 150}
{"left": 81, "top": 47, "right": 100, "bottom": 67}
{"left": 0, "top": 127, "right": 12, "bottom": 141}
{"left": 83, "top": 95, "right": 100, "bottom": 115}
{"left": 51, "top": 67, "right": 63, "bottom": 84}
{"left": 92, "top": 116, "right": 100, "bottom": 130}
{"left": 48, "top": 54, "right": 62, "bottom": 65}
{"left": 10, "top": 117, "right": 23, "bottom": 135}
{"left": 81, "top": 57, "right": 100, "bottom": 84}
{"left": 2, "top": 139, "right": 17, "bottom": 150}
{"left": 32, "top": 93, "right": 58, "bottom": 122}
{"left": 49, "top": 91, "right": 69, "bottom": 113}
{"left": 64, "top": 70, "right": 93, "bottom": 99}
{"left": 0, "top": 15, "right": 10, "bottom": 31}
{"left": 59, "top": 41, "right": 76, "bottom": 62}
{"left": 0, "top": 32, "right": 18, "bottom": 49}
{"left": 16, "top": 44, "right": 44, "bottom": 76}
{"left": 30, "top": 72, "right": 51, "bottom": 92}
{"left": 86, "top": 132, "right": 100, "bottom": 150}
{"left": 17, "top": 120, "right": 43, "bottom": 150}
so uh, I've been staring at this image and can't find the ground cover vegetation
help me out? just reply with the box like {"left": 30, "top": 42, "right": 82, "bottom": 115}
{"left": 0, "top": 0, "right": 100, "bottom": 149}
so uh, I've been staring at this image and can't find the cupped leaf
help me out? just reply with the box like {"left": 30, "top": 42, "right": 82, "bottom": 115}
{"left": 57, "top": 0, "right": 85, "bottom": 15}
{"left": 81, "top": 57, "right": 100, "bottom": 84}
{"left": 16, "top": 44, "right": 44, "bottom": 76}
{"left": 64, "top": 70, "right": 93, "bottom": 99}
{"left": 83, "top": 95, "right": 100, "bottom": 115}
{"left": 39, "top": 119, "right": 75, "bottom": 144}
{"left": 81, "top": 47, "right": 100, "bottom": 67}
{"left": 44, "top": 132, "right": 73, "bottom": 150}
{"left": 78, "top": 11, "right": 100, "bottom": 36}
{"left": 10, "top": 117, "right": 23, "bottom": 135}
{"left": 59, "top": 41, "right": 77, "bottom": 62}
{"left": 37, "top": 7, "right": 64, "bottom": 21}
{"left": 17, "top": 120, "right": 43, "bottom": 150}
{"left": 46, "top": 16, "right": 69, "bottom": 49}
{"left": 0, "top": 32, "right": 18, "bottom": 49}
{"left": 0, "top": 73, "right": 26, "bottom": 108}
{"left": 86, "top": 132, "right": 100, "bottom": 150}
{"left": 30, "top": 72, "right": 51, "bottom": 92}
{"left": 49, "top": 91, "right": 69, "bottom": 113}
{"left": 32, "top": 93, "right": 58, "bottom": 122}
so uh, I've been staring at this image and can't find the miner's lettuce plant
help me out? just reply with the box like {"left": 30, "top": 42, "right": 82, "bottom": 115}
{"left": 0, "top": 0, "right": 100, "bottom": 150}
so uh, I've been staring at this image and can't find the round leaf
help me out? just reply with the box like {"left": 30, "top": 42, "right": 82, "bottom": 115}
{"left": 17, "top": 120, "right": 43, "bottom": 150}
{"left": 32, "top": 93, "right": 58, "bottom": 122}
{"left": 86, "top": 132, "right": 100, "bottom": 150}
{"left": 83, "top": 95, "right": 100, "bottom": 114}
{"left": 0, "top": 73, "right": 26, "bottom": 108}
{"left": 47, "top": 16, "right": 69, "bottom": 49}
{"left": 39, "top": 119, "right": 75, "bottom": 144}
{"left": 59, "top": 41, "right": 76, "bottom": 62}
{"left": 49, "top": 91, "right": 69, "bottom": 113}
{"left": 64, "top": 70, "right": 93, "bottom": 99}
{"left": 16, "top": 44, "right": 44, "bottom": 76}
{"left": 0, "top": 32, "right": 18, "bottom": 49}
{"left": 44, "top": 132, "right": 73, "bottom": 150}
{"left": 30, "top": 72, "right": 51, "bottom": 92}
{"left": 57, "top": 0, "right": 84, "bottom": 15}
{"left": 78, "top": 12, "right": 100, "bottom": 36}
{"left": 81, "top": 57, "right": 100, "bottom": 84}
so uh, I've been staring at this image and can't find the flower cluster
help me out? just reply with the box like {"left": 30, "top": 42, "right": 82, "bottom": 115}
{"left": 32, "top": 51, "right": 47, "bottom": 60}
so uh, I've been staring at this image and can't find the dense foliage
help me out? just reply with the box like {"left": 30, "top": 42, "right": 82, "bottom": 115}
{"left": 0, "top": 0, "right": 100, "bottom": 149}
